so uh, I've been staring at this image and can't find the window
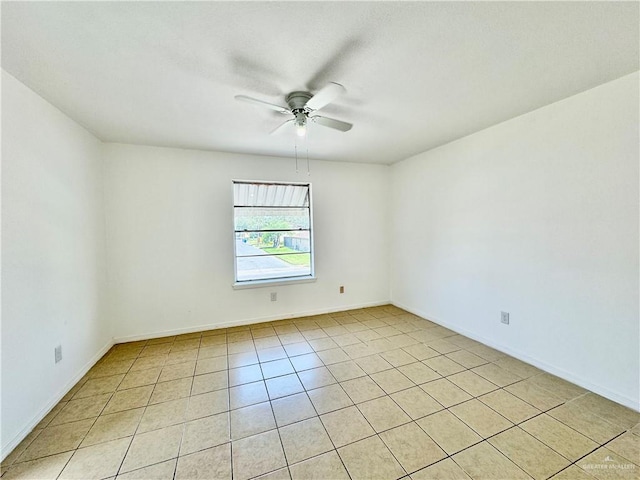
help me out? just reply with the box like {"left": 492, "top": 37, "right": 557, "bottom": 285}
{"left": 233, "top": 181, "right": 314, "bottom": 284}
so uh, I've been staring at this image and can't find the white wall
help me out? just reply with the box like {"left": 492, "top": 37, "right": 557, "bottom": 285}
{"left": 102, "top": 144, "right": 390, "bottom": 340}
{"left": 390, "top": 73, "right": 639, "bottom": 409}
{"left": 1, "top": 71, "right": 111, "bottom": 456}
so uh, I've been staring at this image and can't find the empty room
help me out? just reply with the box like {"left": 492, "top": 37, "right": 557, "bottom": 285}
{"left": 1, "top": 2, "right": 639, "bottom": 479}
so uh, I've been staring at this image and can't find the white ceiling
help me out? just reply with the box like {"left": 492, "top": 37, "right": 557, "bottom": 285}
{"left": 2, "top": 2, "right": 638, "bottom": 165}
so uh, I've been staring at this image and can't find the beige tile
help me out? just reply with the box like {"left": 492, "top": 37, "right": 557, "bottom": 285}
{"left": 410, "top": 458, "right": 471, "bottom": 480}
{"left": 452, "top": 442, "right": 532, "bottom": 479}
{"left": 307, "top": 384, "right": 353, "bottom": 414}
{"left": 130, "top": 355, "right": 167, "bottom": 372}
{"left": 320, "top": 405, "right": 375, "bottom": 447}
{"left": 166, "top": 349, "right": 198, "bottom": 366}
{"left": 468, "top": 344, "right": 506, "bottom": 362}
{"left": 229, "top": 351, "right": 259, "bottom": 368}
{"left": 569, "top": 393, "right": 640, "bottom": 429}
{"left": 380, "top": 349, "right": 417, "bottom": 367}
{"left": 450, "top": 399, "right": 513, "bottom": 438}
{"left": 333, "top": 333, "right": 361, "bottom": 347}
{"left": 402, "top": 344, "right": 440, "bottom": 361}
{"left": 297, "top": 367, "right": 337, "bottom": 390}
{"left": 118, "top": 368, "right": 162, "bottom": 390}
{"left": 479, "top": 389, "right": 540, "bottom": 424}
{"left": 36, "top": 403, "right": 66, "bottom": 429}
{"left": 89, "top": 359, "right": 134, "bottom": 379}
{"left": 445, "top": 350, "right": 487, "bottom": 369}
{"left": 489, "top": 427, "right": 569, "bottom": 480}
{"left": 191, "top": 370, "right": 228, "bottom": 395}
{"left": 229, "top": 364, "right": 263, "bottom": 387}
{"left": 2, "top": 452, "right": 72, "bottom": 480}
{"left": 472, "top": 363, "right": 522, "bottom": 387}
{"left": 527, "top": 373, "right": 586, "bottom": 402}
{"left": 140, "top": 344, "right": 172, "bottom": 357}
{"left": 309, "top": 337, "right": 339, "bottom": 352}
{"left": 426, "top": 340, "right": 460, "bottom": 354}
{"left": 58, "top": 437, "right": 130, "bottom": 479}
{"left": 261, "top": 359, "right": 295, "bottom": 379}
{"left": 548, "top": 403, "right": 624, "bottom": 444}
{"left": 147, "top": 335, "right": 175, "bottom": 345}
{"left": 171, "top": 338, "right": 201, "bottom": 352}
{"left": 447, "top": 370, "right": 498, "bottom": 397}
{"left": 265, "top": 374, "right": 305, "bottom": 399}
{"left": 550, "top": 465, "right": 597, "bottom": 480}
{"left": 149, "top": 377, "right": 192, "bottom": 404}
{"left": 505, "top": 379, "right": 565, "bottom": 411}
{"left": 327, "top": 361, "right": 366, "bottom": 382}
{"left": 338, "top": 435, "right": 405, "bottom": 480}
{"left": 606, "top": 432, "right": 640, "bottom": 465}
{"left": 181, "top": 412, "right": 229, "bottom": 455}
{"left": 316, "top": 347, "right": 350, "bottom": 365}
{"left": 289, "top": 451, "right": 349, "bottom": 480}
{"left": 423, "top": 356, "right": 465, "bottom": 376}
{"left": 195, "top": 356, "right": 228, "bottom": 375}
{"left": 230, "top": 381, "right": 269, "bottom": 409}
{"left": 370, "top": 369, "right": 414, "bottom": 394}
{"left": 227, "top": 340, "right": 254, "bottom": 355}
{"left": 341, "top": 376, "right": 386, "bottom": 403}
{"left": 157, "top": 361, "right": 195, "bottom": 383}
{"left": 380, "top": 422, "right": 446, "bottom": 473}
{"left": 120, "top": 424, "right": 183, "bottom": 473}
{"left": 420, "top": 378, "right": 472, "bottom": 408}
{"left": 232, "top": 430, "right": 286, "bottom": 480}
{"left": 290, "top": 353, "right": 324, "bottom": 372}
{"left": 175, "top": 444, "right": 231, "bottom": 480}
{"left": 186, "top": 390, "right": 229, "bottom": 421}
{"left": 81, "top": 408, "right": 144, "bottom": 447}
{"left": 279, "top": 417, "right": 333, "bottom": 464}
{"left": 230, "top": 401, "right": 276, "bottom": 440}
{"left": 391, "top": 387, "right": 443, "bottom": 420}
{"left": 357, "top": 396, "right": 411, "bottom": 432}
{"left": 578, "top": 447, "right": 638, "bottom": 480}
{"left": 520, "top": 414, "right": 601, "bottom": 462}
{"left": 20, "top": 419, "right": 94, "bottom": 462}
{"left": 283, "top": 342, "right": 313, "bottom": 357}
{"left": 493, "top": 357, "right": 541, "bottom": 379}
{"left": 355, "top": 354, "right": 393, "bottom": 374}
{"left": 197, "top": 344, "right": 226, "bottom": 359}
{"left": 416, "top": 410, "right": 482, "bottom": 455}
{"left": 254, "top": 336, "right": 282, "bottom": 350}
{"left": 1, "top": 429, "right": 43, "bottom": 468}
{"left": 73, "top": 374, "right": 124, "bottom": 399}
{"left": 398, "top": 362, "right": 441, "bottom": 384}
{"left": 138, "top": 397, "right": 188, "bottom": 433}
{"left": 271, "top": 392, "right": 317, "bottom": 427}
{"left": 103, "top": 385, "right": 153, "bottom": 415}
{"left": 49, "top": 393, "right": 111, "bottom": 426}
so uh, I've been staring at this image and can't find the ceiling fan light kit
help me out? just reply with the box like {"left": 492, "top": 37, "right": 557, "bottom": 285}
{"left": 234, "top": 82, "right": 353, "bottom": 138}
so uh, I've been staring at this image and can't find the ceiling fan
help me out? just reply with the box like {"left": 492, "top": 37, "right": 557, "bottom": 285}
{"left": 235, "top": 82, "right": 353, "bottom": 137}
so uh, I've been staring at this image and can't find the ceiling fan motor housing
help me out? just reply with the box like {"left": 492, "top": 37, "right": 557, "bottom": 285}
{"left": 286, "top": 91, "right": 313, "bottom": 112}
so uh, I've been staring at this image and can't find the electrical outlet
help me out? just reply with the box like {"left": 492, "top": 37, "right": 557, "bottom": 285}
{"left": 501, "top": 311, "right": 510, "bottom": 325}
{"left": 54, "top": 345, "right": 62, "bottom": 363}
{"left": 339, "top": 286, "right": 344, "bottom": 294}
{"left": 270, "top": 292, "right": 277, "bottom": 302}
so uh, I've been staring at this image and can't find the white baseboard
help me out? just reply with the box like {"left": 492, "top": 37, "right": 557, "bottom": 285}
{"left": 392, "top": 300, "right": 640, "bottom": 412}
{"left": 112, "top": 300, "right": 390, "bottom": 344}
{"left": 1, "top": 339, "right": 115, "bottom": 462}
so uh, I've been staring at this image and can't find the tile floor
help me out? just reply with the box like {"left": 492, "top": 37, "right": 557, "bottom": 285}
{"left": 2, "top": 305, "right": 639, "bottom": 480}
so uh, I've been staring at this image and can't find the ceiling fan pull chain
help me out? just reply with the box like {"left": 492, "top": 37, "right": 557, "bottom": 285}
{"left": 294, "top": 141, "right": 299, "bottom": 174}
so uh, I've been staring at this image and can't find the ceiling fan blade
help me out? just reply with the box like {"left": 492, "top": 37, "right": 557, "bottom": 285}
{"left": 235, "top": 95, "right": 291, "bottom": 114}
{"left": 305, "top": 82, "right": 346, "bottom": 111}
{"left": 270, "top": 119, "right": 294, "bottom": 135}
{"left": 310, "top": 115, "right": 352, "bottom": 132}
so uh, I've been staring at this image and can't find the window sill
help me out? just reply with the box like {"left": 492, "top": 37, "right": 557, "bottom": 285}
{"left": 233, "top": 276, "right": 317, "bottom": 290}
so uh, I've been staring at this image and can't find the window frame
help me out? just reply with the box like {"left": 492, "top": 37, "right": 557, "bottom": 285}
{"left": 232, "top": 180, "right": 316, "bottom": 288}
